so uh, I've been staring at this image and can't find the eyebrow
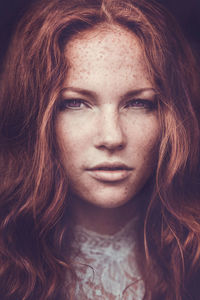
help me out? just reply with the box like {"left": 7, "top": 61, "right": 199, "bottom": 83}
{"left": 61, "top": 87, "right": 98, "bottom": 99}
{"left": 122, "top": 88, "right": 156, "bottom": 100}
{"left": 61, "top": 87, "right": 156, "bottom": 99}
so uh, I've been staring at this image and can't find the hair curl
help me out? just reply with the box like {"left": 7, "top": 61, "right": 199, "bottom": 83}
{"left": 0, "top": 0, "right": 200, "bottom": 299}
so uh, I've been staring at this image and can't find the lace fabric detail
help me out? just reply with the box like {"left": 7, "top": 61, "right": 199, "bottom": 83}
{"left": 72, "top": 219, "right": 145, "bottom": 299}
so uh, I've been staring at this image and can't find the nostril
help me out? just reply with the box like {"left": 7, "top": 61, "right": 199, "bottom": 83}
{"left": 96, "top": 141, "right": 125, "bottom": 152}
{"left": 118, "top": 144, "right": 123, "bottom": 150}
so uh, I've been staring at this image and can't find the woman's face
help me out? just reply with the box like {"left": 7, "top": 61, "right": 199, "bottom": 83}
{"left": 56, "top": 25, "right": 160, "bottom": 209}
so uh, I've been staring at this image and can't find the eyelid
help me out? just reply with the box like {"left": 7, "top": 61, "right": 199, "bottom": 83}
{"left": 58, "top": 98, "right": 91, "bottom": 110}
{"left": 124, "top": 98, "right": 156, "bottom": 109}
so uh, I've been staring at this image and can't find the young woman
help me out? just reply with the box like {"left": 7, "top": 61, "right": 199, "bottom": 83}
{"left": 0, "top": 0, "right": 200, "bottom": 299}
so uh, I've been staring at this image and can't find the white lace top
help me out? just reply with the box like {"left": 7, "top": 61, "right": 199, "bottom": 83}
{"left": 72, "top": 219, "right": 145, "bottom": 299}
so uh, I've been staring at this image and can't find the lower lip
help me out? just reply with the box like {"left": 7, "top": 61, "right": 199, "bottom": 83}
{"left": 87, "top": 169, "right": 132, "bottom": 182}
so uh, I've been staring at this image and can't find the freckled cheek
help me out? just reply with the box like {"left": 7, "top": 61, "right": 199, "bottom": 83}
{"left": 56, "top": 115, "right": 92, "bottom": 141}
{"left": 142, "top": 131, "right": 160, "bottom": 165}
{"left": 55, "top": 133, "right": 82, "bottom": 172}
{"left": 55, "top": 119, "right": 93, "bottom": 165}
{"left": 127, "top": 120, "right": 160, "bottom": 159}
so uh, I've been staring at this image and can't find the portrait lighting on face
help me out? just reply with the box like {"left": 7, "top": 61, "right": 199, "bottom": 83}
{"left": 56, "top": 25, "right": 159, "bottom": 214}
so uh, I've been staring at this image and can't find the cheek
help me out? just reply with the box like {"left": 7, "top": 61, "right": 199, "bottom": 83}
{"left": 56, "top": 114, "right": 93, "bottom": 144}
{"left": 129, "top": 119, "right": 160, "bottom": 168}
{"left": 55, "top": 117, "right": 91, "bottom": 169}
{"left": 128, "top": 116, "right": 160, "bottom": 146}
{"left": 56, "top": 117, "right": 81, "bottom": 147}
{"left": 143, "top": 128, "right": 160, "bottom": 168}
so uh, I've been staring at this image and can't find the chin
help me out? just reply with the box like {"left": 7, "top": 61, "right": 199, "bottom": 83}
{"left": 80, "top": 189, "right": 136, "bottom": 209}
{"left": 89, "top": 199, "right": 130, "bottom": 209}
{"left": 69, "top": 180, "right": 146, "bottom": 211}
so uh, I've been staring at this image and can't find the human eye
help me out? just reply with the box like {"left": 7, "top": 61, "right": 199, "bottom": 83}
{"left": 58, "top": 98, "right": 90, "bottom": 111}
{"left": 124, "top": 98, "right": 156, "bottom": 110}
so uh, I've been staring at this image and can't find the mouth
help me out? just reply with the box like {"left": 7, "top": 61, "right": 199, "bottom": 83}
{"left": 86, "top": 163, "right": 133, "bottom": 182}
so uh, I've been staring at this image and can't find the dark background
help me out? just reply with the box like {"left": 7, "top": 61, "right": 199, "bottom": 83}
{"left": 0, "top": 0, "right": 200, "bottom": 66}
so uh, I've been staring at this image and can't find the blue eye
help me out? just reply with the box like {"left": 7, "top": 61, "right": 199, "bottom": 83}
{"left": 59, "top": 99, "right": 88, "bottom": 110}
{"left": 125, "top": 99, "right": 156, "bottom": 110}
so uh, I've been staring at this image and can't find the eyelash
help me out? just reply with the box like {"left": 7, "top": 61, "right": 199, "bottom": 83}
{"left": 58, "top": 98, "right": 156, "bottom": 111}
{"left": 124, "top": 99, "right": 156, "bottom": 110}
{"left": 59, "top": 99, "right": 89, "bottom": 110}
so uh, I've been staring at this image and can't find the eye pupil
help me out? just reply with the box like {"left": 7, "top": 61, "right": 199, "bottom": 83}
{"left": 135, "top": 100, "right": 143, "bottom": 106}
{"left": 125, "top": 99, "right": 155, "bottom": 110}
{"left": 69, "top": 99, "right": 82, "bottom": 107}
{"left": 59, "top": 99, "right": 85, "bottom": 111}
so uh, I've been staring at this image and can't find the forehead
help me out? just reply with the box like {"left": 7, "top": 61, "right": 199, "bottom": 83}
{"left": 64, "top": 24, "right": 151, "bottom": 90}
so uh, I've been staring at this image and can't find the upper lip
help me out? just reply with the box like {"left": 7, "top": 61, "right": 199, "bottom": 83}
{"left": 86, "top": 162, "right": 133, "bottom": 171}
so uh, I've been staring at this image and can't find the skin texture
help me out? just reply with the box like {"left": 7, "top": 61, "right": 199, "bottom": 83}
{"left": 55, "top": 25, "right": 160, "bottom": 233}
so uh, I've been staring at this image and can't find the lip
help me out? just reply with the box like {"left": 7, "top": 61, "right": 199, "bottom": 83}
{"left": 86, "top": 162, "right": 133, "bottom": 182}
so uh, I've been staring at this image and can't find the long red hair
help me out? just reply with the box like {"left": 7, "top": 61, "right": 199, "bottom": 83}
{"left": 0, "top": 0, "right": 200, "bottom": 299}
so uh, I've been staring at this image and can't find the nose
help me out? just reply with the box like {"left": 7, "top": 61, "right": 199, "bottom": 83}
{"left": 94, "top": 107, "right": 127, "bottom": 151}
